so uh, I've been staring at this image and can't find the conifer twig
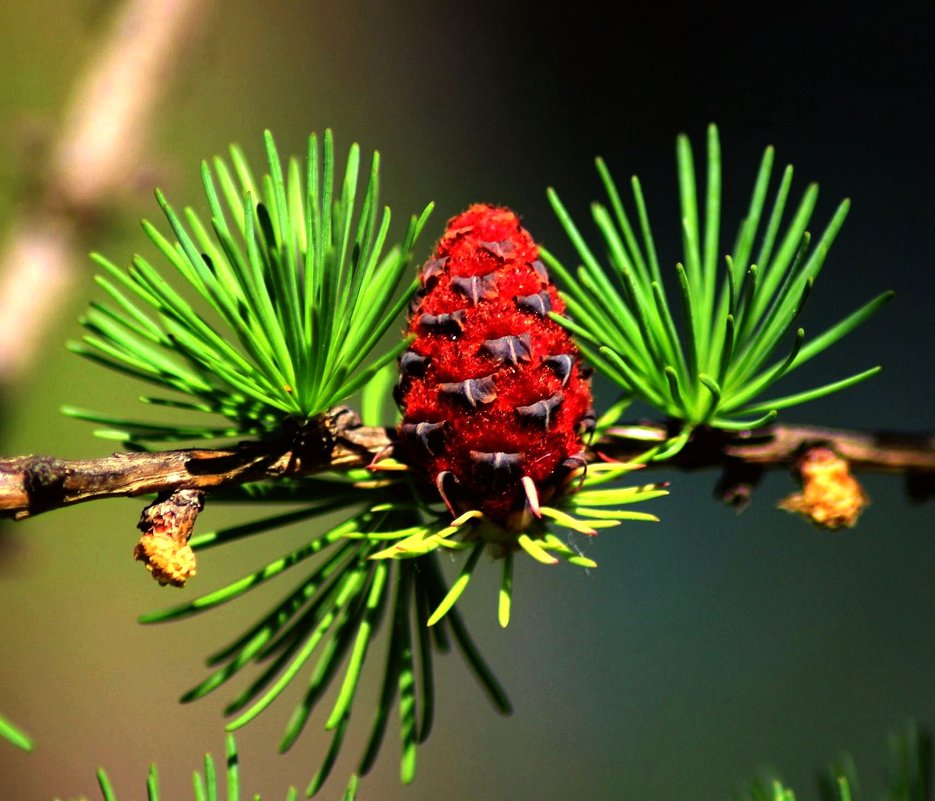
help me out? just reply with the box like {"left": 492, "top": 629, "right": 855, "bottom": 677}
{"left": 0, "top": 419, "right": 932, "bottom": 521}
{"left": 0, "top": 420, "right": 391, "bottom": 520}
{"left": 604, "top": 422, "right": 935, "bottom": 473}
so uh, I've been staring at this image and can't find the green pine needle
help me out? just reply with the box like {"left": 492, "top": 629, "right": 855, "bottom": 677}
{"left": 67, "top": 130, "right": 432, "bottom": 445}
{"left": 425, "top": 543, "right": 484, "bottom": 626}
{"left": 130, "top": 448, "right": 661, "bottom": 797}
{"left": 61, "top": 726, "right": 929, "bottom": 801}
{"left": 544, "top": 123, "right": 890, "bottom": 435}
{"left": 63, "top": 736, "right": 296, "bottom": 801}
{"left": 0, "top": 712, "right": 32, "bottom": 752}
{"left": 139, "top": 493, "right": 508, "bottom": 797}
{"left": 735, "top": 724, "right": 929, "bottom": 801}
{"left": 365, "top": 460, "right": 666, "bottom": 623}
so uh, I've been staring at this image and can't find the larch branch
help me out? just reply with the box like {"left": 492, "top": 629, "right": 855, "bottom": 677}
{"left": 0, "top": 420, "right": 932, "bottom": 522}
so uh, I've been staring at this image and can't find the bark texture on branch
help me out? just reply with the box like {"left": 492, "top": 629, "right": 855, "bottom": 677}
{"left": 0, "top": 420, "right": 932, "bottom": 522}
{"left": 0, "top": 423, "right": 392, "bottom": 520}
{"left": 600, "top": 423, "right": 935, "bottom": 473}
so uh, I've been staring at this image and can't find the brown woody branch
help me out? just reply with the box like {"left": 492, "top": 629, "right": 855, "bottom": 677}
{"left": 0, "top": 423, "right": 392, "bottom": 521}
{"left": 600, "top": 423, "right": 935, "bottom": 473}
{"left": 1, "top": 419, "right": 933, "bottom": 522}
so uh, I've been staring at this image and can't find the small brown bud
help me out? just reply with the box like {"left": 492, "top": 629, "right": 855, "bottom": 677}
{"left": 779, "top": 446, "right": 868, "bottom": 529}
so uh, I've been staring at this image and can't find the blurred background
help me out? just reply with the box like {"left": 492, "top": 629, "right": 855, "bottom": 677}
{"left": 0, "top": 2, "right": 933, "bottom": 799}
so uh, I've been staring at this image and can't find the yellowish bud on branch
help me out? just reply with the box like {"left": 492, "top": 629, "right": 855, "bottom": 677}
{"left": 779, "top": 446, "right": 868, "bottom": 529}
{"left": 134, "top": 488, "right": 204, "bottom": 586}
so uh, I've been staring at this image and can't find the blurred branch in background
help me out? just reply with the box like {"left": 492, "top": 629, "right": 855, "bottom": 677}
{"left": 0, "top": 0, "right": 213, "bottom": 394}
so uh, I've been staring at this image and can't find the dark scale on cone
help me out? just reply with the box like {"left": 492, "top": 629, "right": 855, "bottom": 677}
{"left": 396, "top": 203, "right": 592, "bottom": 529}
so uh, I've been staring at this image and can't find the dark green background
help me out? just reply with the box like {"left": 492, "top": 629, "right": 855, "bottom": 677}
{"left": 1, "top": 3, "right": 933, "bottom": 799}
